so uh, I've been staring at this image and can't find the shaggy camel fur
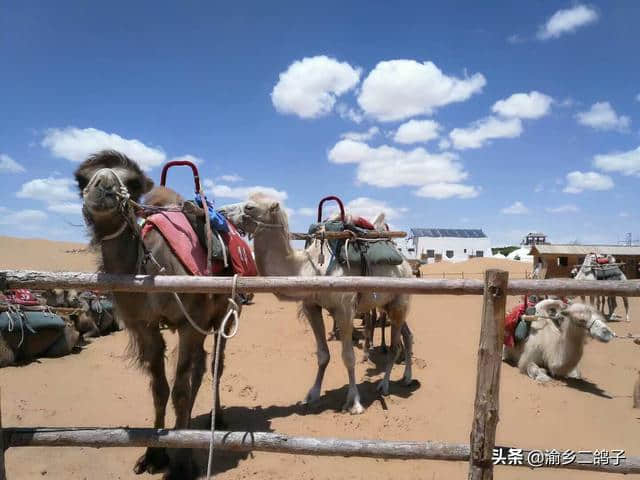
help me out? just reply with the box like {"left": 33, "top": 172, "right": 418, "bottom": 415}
{"left": 633, "top": 372, "right": 640, "bottom": 408}
{"left": 74, "top": 150, "right": 233, "bottom": 479}
{"left": 220, "top": 195, "right": 413, "bottom": 414}
{"left": 503, "top": 299, "right": 613, "bottom": 382}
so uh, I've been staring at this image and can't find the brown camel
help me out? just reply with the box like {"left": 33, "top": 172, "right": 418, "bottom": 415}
{"left": 74, "top": 150, "right": 233, "bottom": 479}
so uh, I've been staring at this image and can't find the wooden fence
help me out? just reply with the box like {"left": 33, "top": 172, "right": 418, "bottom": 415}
{"left": 1, "top": 269, "right": 640, "bottom": 480}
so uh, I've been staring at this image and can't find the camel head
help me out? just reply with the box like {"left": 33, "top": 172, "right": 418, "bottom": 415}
{"left": 219, "top": 193, "right": 286, "bottom": 235}
{"left": 536, "top": 299, "right": 613, "bottom": 342}
{"left": 74, "top": 150, "right": 153, "bottom": 232}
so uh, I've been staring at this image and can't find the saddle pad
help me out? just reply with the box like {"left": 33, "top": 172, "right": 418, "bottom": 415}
{"left": 594, "top": 265, "right": 623, "bottom": 280}
{"left": 0, "top": 311, "right": 65, "bottom": 332}
{"left": 222, "top": 221, "right": 258, "bottom": 277}
{"left": 142, "top": 211, "right": 224, "bottom": 276}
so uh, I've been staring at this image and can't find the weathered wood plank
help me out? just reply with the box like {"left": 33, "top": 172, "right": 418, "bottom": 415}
{"left": 469, "top": 270, "right": 508, "bottom": 480}
{"left": 4, "top": 428, "right": 640, "bottom": 474}
{"left": 2, "top": 270, "right": 640, "bottom": 297}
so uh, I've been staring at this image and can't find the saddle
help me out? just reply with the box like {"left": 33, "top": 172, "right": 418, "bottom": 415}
{"left": 504, "top": 300, "right": 536, "bottom": 348}
{"left": 306, "top": 196, "right": 403, "bottom": 275}
{"left": 0, "top": 290, "right": 65, "bottom": 333}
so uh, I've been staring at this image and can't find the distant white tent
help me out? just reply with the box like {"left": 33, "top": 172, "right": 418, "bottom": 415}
{"left": 507, "top": 247, "right": 533, "bottom": 263}
{"left": 492, "top": 253, "right": 507, "bottom": 259}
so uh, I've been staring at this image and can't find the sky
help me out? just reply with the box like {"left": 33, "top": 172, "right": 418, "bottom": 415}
{"left": 1, "top": 1, "right": 639, "bottom": 246}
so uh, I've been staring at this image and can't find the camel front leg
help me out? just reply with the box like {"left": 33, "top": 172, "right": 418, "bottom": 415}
{"left": 133, "top": 327, "right": 171, "bottom": 475}
{"left": 302, "top": 303, "right": 330, "bottom": 404}
{"left": 623, "top": 297, "right": 631, "bottom": 322}
{"left": 400, "top": 322, "right": 414, "bottom": 385}
{"left": 525, "top": 362, "right": 552, "bottom": 382}
{"left": 335, "top": 307, "right": 364, "bottom": 414}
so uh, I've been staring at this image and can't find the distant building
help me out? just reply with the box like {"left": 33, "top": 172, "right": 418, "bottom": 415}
{"left": 529, "top": 244, "right": 640, "bottom": 279}
{"left": 521, "top": 232, "right": 548, "bottom": 246}
{"left": 405, "top": 228, "right": 492, "bottom": 262}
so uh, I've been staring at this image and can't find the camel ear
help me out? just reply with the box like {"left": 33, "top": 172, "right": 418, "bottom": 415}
{"left": 269, "top": 201, "right": 280, "bottom": 212}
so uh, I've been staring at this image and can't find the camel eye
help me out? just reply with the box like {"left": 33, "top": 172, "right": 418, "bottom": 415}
{"left": 127, "top": 179, "right": 142, "bottom": 191}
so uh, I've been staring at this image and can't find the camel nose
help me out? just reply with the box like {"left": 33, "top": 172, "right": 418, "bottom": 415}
{"left": 90, "top": 170, "right": 117, "bottom": 192}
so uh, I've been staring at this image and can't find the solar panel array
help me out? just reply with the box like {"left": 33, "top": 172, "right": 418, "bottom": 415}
{"left": 410, "top": 228, "right": 487, "bottom": 238}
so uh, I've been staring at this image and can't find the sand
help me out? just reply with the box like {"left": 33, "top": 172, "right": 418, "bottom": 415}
{"left": 1, "top": 237, "right": 639, "bottom": 479}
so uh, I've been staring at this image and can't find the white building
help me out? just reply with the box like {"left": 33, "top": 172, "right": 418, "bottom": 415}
{"left": 403, "top": 228, "right": 492, "bottom": 262}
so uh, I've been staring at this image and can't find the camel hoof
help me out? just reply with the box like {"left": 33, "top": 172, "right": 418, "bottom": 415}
{"left": 304, "top": 388, "right": 321, "bottom": 404}
{"left": 402, "top": 375, "right": 413, "bottom": 387}
{"left": 376, "top": 382, "right": 390, "bottom": 396}
{"left": 133, "top": 447, "right": 170, "bottom": 475}
{"left": 342, "top": 401, "right": 365, "bottom": 415}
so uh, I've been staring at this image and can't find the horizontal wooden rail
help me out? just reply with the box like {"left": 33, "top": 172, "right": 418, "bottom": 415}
{"left": 2, "top": 270, "right": 639, "bottom": 297}
{"left": 290, "top": 231, "right": 406, "bottom": 240}
{"left": 3, "top": 427, "right": 639, "bottom": 474}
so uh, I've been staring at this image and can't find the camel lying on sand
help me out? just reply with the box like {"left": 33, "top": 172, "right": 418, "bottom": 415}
{"left": 74, "top": 150, "right": 234, "bottom": 479}
{"left": 503, "top": 299, "right": 614, "bottom": 382}
{"left": 220, "top": 195, "right": 413, "bottom": 414}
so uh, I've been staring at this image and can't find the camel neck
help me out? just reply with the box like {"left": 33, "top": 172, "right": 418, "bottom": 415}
{"left": 559, "top": 320, "right": 586, "bottom": 366}
{"left": 98, "top": 226, "right": 141, "bottom": 275}
{"left": 253, "top": 228, "right": 299, "bottom": 276}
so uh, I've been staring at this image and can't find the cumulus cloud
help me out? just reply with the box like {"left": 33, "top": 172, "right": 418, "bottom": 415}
{"left": 537, "top": 5, "right": 599, "bottom": 40}
{"left": 16, "top": 177, "right": 81, "bottom": 216}
{"left": 415, "top": 183, "right": 480, "bottom": 199}
{"left": 357, "top": 60, "right": 486, "bottom": 122}
{"left": 294, "top": 207, "right": 316, "bottom": 217}
{"left": 271, "top": 56, "right": 361, "bottom": 119}
{"left": 345, "top": 197, "right": 405, "bottom": 220}
{"left": 501, "top": 201, "right": 529, "bottom": 215}
{"left": 17, "top": 177, "right": 77, "bottom": 203}
{"left": 492, "top": 91, "right": 553, "bottom": 119}
{"left": 42, "top": 127, "right": 166, "bottom": 170}
{"left": 203, "top": 179, "right": 287, "bottom": 202}
{"left": 449, "top": 116, "right": 522, "bottom": 150}
{"left": 216, "top": 174, "right": 243, "bottom": 183}
{"left": 546, "top": 204, "right": 580, "bottom": 213}
{"left": 564, "top": 171, "right": 614, "bottom": 193}
{"left": 336, "top": 103, "right": 364, "bottom": 123}
{"left": 438, "top": 138, "right": 451, "bottom": 150}
{"left": 575, "top": 102, "right": 630, "bottom": 131}
{"left": 393, "top": 119, "right": 440, "bottom": 144}
{"left": 593, "top": 146, "right": 640, "bottom": 176}
{"left": 341, "top": 127, "right": 380, "bottom": 142}
{"left": 0, "top": 208, "right": 47, "bottom": 226}
{"left": 0, "top": 154, "right": 26, "bottom": 173}
{"left": 170, "top": 154, "right": 203, "bottom": 165}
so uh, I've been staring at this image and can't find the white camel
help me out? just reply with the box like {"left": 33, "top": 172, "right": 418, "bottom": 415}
{"left": 503, "top": 299, "right": 614, "bottom": 382}
{"left": 220, "top": 195, "right": 413, "bottom": 414}
{"left": 574, "top": 254, "right": 630, "bottom": 322}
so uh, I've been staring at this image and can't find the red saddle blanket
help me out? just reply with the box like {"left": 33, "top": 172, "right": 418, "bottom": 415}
{"left": 504, "top": 303, "right": 527, "bottom": 348}
{"left": 141, "top": 211, "right": 257, "bottom": 277}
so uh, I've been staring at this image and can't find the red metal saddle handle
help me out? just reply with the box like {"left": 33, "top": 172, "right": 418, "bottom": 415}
{"left": 160, "top": 160, "right": 201, "bottom": 193}
{"left": 317, "top": 195, "right": 345, "bottom": 223}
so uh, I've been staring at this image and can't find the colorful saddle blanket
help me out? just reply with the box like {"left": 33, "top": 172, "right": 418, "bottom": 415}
{"left": 504, "top": 302, "right": 536, "bottom": 348}
{"left": 141, "top": 211, "right": 257, "bottom": 277}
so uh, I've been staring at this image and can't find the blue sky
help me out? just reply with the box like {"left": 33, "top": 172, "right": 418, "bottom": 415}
{"left": 1, "top": 1, "right": 639, "bottom": 246}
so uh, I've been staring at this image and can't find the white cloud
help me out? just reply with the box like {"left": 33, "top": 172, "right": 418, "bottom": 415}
{"left": 501, "top": 201, "right": 529, "bottom": 215}
{"left": 294, "top": 207, "right": 315, "bottom": 217}
{"left": 534, "top": 183, "right": 544, "bottom": 193}
{"left": 357, "top": 59, "right": 486, "bottom": 122}
{"left": 564, "top": 171, "right": 614, "bottom": 193}
{"left": 216, "top": 174, "right": 243, "bottom": 183}
{"left": 15, "top": 177, "right": 82, "bottom": 216}
{"left": 449, "top": 116, "right": 522, "bottom": 150}
{"left": 636, "top": 93, "right": 640, "bottom": 102}
{"left": 415, "top": 183, "right": 480, "bottom": 199}
{"left": 0, "top": 208, "right": 47, "bottom": 226}
{"left": 328, "top": 139, "right": 466, "bottom": 187}
{"left": 593, "top": 146, "right": 640, "bottom": 176}
{"left": 492, "top": 91, "right": 553, "bottom": 119}
{"left": 507, "top": 34, "right": 524, "bottom": 44}
{"left": 345, "top": 197, "right": 405, "bottom": 221}
{"left": 271, "top": 56, "right": 361, "bottom": 119}
{"left": 537, "top": 5, "right": 599, "bottom": 40}
{"left": 47, "top": 202, "right": 83, "bottom": 214}
{"left": 546, "top": 204, "right": 579, "bottom": 214}
{"left": 619, "top": 211, "right": 630, "bottom": 218}
{"left": 17, "top": 177, "right": 77, "bottom": 203}
{"left": 0, "top": 154, "right": 26, "bottom": 173}
{"left": 203, "top": 179, "right": 288, "bottom": 202}
{"left": 438, "top": 138, "right": 451, "bottom": 150}
{"left": 393, "top": 119, "right": 440, "bottom": 144}
{"left": 341, "top": 127, "right": 380, "bottom": 142}
{"left": 336, "top": 103, "right": 364, "bottom": 123}
{"left": 575, "top": 102, "right": 630, "bottom": 131}
{"left": 170, "top": 154, "right": 203, "bottom": 165}
{"left": 42, "top": 127, "right": 166, "bottom": 170}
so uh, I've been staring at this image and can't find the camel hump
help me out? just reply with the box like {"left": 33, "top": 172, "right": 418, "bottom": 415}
{"left": 144, "top": 186, "right": 184, "bottom": 207}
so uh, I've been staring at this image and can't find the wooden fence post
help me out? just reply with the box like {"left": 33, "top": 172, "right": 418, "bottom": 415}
{"left": 1, "top": 387, "right": 6, "bottom": 480}
{"left": 468, "top": 269, "right": 508, "bottom": 480}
